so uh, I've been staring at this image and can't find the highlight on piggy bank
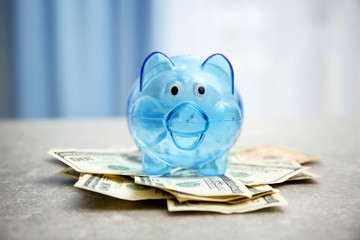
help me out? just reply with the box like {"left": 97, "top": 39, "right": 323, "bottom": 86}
{"left": 126, "top": 52, "right": 244, "bottom": 176}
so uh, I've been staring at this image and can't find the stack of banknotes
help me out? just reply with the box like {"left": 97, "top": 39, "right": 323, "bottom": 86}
{"left": 48, "top": 146, "right": 320, "bottom": 214}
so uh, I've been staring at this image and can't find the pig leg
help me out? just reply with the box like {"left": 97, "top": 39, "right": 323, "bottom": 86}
{"left": 198, "top": 151, "right": 228, "bottom": 176}
{"left": 141, "top": 150, "right": 171, "bottom": 175}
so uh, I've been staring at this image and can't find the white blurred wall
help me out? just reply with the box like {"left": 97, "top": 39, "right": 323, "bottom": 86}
{"left": 150, "top": 0, "right": 360, "bottom": 117}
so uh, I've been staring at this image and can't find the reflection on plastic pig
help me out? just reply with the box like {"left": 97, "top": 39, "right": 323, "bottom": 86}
{"left": 127, "top": 52, "right": 243, "bottom": 176}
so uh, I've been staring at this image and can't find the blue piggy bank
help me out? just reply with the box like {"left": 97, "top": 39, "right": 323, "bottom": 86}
{"left": 127, "top": 52, "right": 243, "bottom": 176}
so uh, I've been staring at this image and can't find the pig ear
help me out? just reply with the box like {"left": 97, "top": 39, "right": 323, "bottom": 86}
{"left": 140, "top": 52, "right": 174, "bottom": 92}
{"left": 201, "top": 53, "right": 234, "bottom": 94}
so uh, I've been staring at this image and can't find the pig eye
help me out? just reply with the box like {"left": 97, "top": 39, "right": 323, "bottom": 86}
{"left": 168, "top": 83, "right": 180, "bottom": 97}
{"left": 195, "top": 84, "right": 206, "bottom": 98}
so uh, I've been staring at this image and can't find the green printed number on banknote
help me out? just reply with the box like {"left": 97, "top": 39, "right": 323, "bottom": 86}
{"left": 230, "top": 172, "right": 252, "bottom": 178}
{"left": 107, "top": 165, "right": 130, "bottom": 171}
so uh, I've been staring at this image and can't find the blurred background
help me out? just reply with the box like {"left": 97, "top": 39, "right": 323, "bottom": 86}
{"left": 0, "top": 0, "right": 359, "bottom": 118}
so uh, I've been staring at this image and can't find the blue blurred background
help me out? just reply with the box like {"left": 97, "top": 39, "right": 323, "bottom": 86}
{"left": 0, "top": 0, "right": 359, "bottom": 118}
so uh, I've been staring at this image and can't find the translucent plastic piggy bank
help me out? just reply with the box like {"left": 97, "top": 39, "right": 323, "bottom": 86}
{"left": 127, "top": 52, "right": 243, "bottom": 176}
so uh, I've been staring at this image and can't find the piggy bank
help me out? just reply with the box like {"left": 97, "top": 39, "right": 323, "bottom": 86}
{"left": 126, "top": 52, "right": 243, "bottom": 176}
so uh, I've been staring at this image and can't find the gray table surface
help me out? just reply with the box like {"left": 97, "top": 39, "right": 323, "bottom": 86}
{"left": 0, "top": 116, "right": 359, "bottom": 240}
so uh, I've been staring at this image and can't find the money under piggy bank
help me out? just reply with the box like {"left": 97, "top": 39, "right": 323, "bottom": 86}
{"left": 127, "top": 52, "right": 243, "bottom": 176}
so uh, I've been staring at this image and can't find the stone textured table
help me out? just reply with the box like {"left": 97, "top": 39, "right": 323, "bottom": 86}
{"left": 0, "top": 116, "right": 359, "bottom": 240}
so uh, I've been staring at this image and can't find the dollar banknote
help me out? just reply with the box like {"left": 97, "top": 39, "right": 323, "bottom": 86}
{"left": 167, "top": 193, "right": 288, "bottom": 214}
{"left": 287, "top": 170, "right": 321, "bottom": 181}
{"left": 229, "top": 145, "right": 318, "bottom": 164}
{"left": 226, "top": 162, "right": 309, "bottom": 185}
{"left": 57, "top": 167, "right": 80, "bottom": 180}
{"left": 253, "top": 159, "right": 302, "bottom": 167}
{"left": 226, "top": 185, "right": 280, "bottom": 204}
{"left": 168, "top": 184, "right": 277, "bottom": 203}
{"left": 235, "top": 159, "right": 320, "bottom": 181}
{"left": 74, "top": 173, "right": 173, "bottom": 201}
{"left": 49, "top": 148, "right": 144, "bottom": 176}
{"left": 135, "top": 174, "right": 252, "bottom": 197}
